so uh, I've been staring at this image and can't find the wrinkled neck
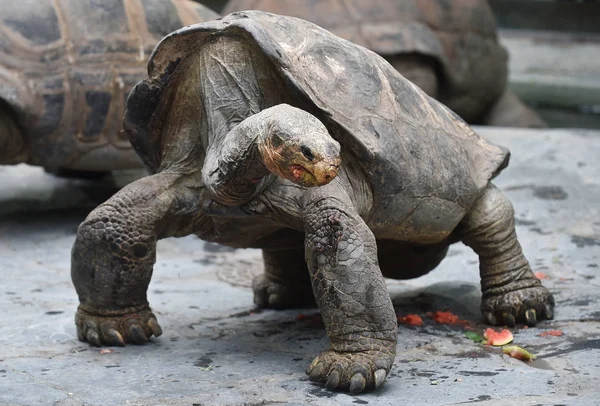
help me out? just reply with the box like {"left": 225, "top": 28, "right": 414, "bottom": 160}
{"left": 202, "top": 112, "right": 272, "bottom": 206}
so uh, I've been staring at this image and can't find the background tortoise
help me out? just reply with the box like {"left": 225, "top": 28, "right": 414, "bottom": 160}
{"left": 223, "top": 0, "right": 546, "bottom": 128}
{"left": 0, "top": 0, "right": 218, "bottom": 176}
{"left": 71, "top": 11, "right": 554, "bottom": 394}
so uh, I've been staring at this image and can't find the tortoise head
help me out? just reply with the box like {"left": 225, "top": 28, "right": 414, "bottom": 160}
{"left": 258, "top": 105, "right": 341, "bottom": 187}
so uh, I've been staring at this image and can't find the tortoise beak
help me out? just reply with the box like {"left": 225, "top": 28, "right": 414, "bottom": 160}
{"left": 313, "top": 157, "right": 341, "bottom": 185}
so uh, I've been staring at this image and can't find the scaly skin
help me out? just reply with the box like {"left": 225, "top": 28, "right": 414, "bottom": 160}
{"left": 302, "top": 182, "right": 397, "bottom": 394}
{"left": 72, "top": 171, "right": 204, "bottom": 345}
{"left": 456, "top": 184, "right": 554, "bottom": 326}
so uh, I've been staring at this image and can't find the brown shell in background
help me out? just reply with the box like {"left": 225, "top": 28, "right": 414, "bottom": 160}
{"left": 0, "top": 0, "right": 219, "bottom": 172}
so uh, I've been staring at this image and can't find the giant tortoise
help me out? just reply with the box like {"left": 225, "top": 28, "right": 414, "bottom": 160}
{"left": 0, "top": 0, "right": 218, "bottom": 176}
{"left": 224, "top": 0, "right": 546, "bottom": 128}
{"left": 71, "top": 11, "right": 554, "bottom": 394}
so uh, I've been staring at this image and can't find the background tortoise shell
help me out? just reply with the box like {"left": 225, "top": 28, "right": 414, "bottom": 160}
{"left": 223, "top": 0, "right": 508, "bottom": 123}
{"left": 0, "top": 0, "right": 218, "bottom": 172}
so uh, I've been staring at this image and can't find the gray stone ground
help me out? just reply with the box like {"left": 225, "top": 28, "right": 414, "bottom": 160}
{"left": 0, "top": 127, "right": 599, "bottom": 406}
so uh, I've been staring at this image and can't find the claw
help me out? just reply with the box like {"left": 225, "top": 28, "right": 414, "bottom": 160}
{"left": 106, "top": 329, "right": 126, "bottom": 347}
{"left": 349, "top": 373, "right": 366, "bottom": 394}
{"left": 130, "top": 325, "right": 148, "bottom": 344}
{"left": 148, "top": 317, "right": 162, "bottom": 337}
{"left": 309, "top": 362, "right": 325, "bottom": 382}
{"left": 306, "top": 357, "right": 320, "bottom": 375}
{"left": 524, "top": 309, "right": 537, "bottom": 326}
{"left": 84, "top": 319, "right": 98, "bottom": 333}
{"left": 502, "top": 312, "right": 516, "bottom": 327}
{"left": 483, "top": 312, "right": 497, "bottom": 325}
{"left": 86, "top": 329, "right": 102, "bottom": 347}
{"left": 325, "top": 370, "right": 340, "bottom": 389}
{"left": 374, "top": 369, "right": 387, "bottom": 389}
{"left": 543, "top": 303, "right": 554, "bottom": 320}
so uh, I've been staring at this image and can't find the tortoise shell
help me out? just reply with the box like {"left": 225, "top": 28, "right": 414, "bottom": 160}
{"left": 125, "top": 11, "right": 508, "bottom": 240}
{"left": 0, "top": 0, "right": 218, "bottom": 172}
{"left": 223, "top": 0, "right": 508, "bottom": 123}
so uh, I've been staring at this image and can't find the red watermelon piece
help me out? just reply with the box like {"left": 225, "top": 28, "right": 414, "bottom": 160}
{"left": 483, "top": 328, "right": 514, "bottom": 346}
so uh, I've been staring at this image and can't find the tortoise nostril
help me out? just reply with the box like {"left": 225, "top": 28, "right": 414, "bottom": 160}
{"left": 325, "top": 174, "right": 331, "bottom": 179}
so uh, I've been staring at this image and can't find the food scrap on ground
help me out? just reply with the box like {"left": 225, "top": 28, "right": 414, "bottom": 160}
{"left": 464, "top": 327, "right": 540, "bottom": 364}
{"left": 535, "top": 272, "right": 550, "bottom": 280}
{"left": 397, "top": 314, "right": 423, "bottom": 326}
{"left": 503, "top": 345, "right": 536, "bottom": 362}
{"left": 99, "top": 349, "right": 114, "bottom": 355}
{"left": 296, "top": 313, "right": 323, "bottom": 325}
{"left": 464, "top": 331, "right": 483, "bottom": 343}
{"left": 540, "top": 329, "right": 563, "bottom": 337}
{"left": 427, "top": 310, "right": 471, "bottom": 326}
{"left": 483, "top": 328, "right": 514, "bottom": 346}
{"left": 429, "top": 310, "right": 459, "bottom": 324}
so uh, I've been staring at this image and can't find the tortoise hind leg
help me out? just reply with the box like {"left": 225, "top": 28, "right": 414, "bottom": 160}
{"left": 482, "top": 89, "right": 547, "bottom": 128}
{"left": 455, "top": 184, "right": 554, "bottom": 327}
{"left": 253, "top": 247, "right": 315, "bottom": 309}
{"left": 0, "top": 104, "right": 28, "bottom": 164}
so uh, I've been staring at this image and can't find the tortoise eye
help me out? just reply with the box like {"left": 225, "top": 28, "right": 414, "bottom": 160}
{"left": 300, "top": 145, "right": 314, "bottom": 161}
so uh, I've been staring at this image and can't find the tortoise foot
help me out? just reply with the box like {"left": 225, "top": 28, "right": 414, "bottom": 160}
{"left": 482, "top": 286, "right": 555, "bottom": 327}
{"left": 306, "top": 348, "right": 394, "bottom": 394}
{"left": 252, "top": 273, "right": 315, "bottom": 309}
{"left": 75, "top": 306, "right": 162, "bottom": 347}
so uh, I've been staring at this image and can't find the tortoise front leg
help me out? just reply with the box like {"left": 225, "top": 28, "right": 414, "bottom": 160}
{"left": 71, "top": 171, "right": 204, "bottom": 346}
{"left": 457, "top": 184, "right": 555, "bottom": 326}
{"left": 302, "top": 182, "right": 397, "bottom": 394}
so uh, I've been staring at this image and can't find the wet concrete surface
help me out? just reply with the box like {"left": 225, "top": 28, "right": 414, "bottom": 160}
{"left": 0, "top": 127, "right": 599, "bottom": 406}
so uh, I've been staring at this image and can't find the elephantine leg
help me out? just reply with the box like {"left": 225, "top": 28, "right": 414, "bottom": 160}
{"left": 302, "top": 183, "right": 397, "bottom": 394}
{"left": 482, "top": 89, "right": 547, "bottom": 128}
{"left": 253, "top": 247, "right": 315, "bottom": 309}
{"left": 0, "top": 105, "right": 28, "bottom": 164}
{"left": 71, "top": 171, "right": 203, "bottom": 346}
{"left": 457, "top": 184, "right": 554, "bottom": 327}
